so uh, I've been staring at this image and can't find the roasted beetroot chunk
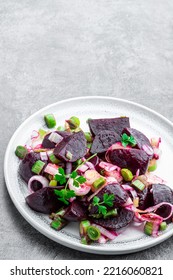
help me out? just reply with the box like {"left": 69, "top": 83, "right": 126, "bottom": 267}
{"left": 107, "top": 147, "right": 149, "bottom": 175}
{"left": 123, "top": 127, "right": 153, "bottom": 156}
{"left": 138, "top": 187, "right": 154, "bottom": 210}
{"left": 19, "top": 152, "right": 41, "bottom": 183}
{"left": 88, "top": 117, "right": 130, "bottom": 136}
{"left": 26, "top": 187, "right": 63, "bottom": 214}
{"left": 152, "top": 184, "right": 173, "bottom": 205}
{"left": 54, "top": 131, "right": 87, "bottom": 162}
{"left": 90, "top": 130, "right": 121, "bottom": 154}
{"left": 89, "top": 184, "right": 129, "bottom": 217}
{"left": 42, "top": 131, "right": 71, "bottom": 149}
{"left": 152, "top": 184, "right": 173, "bottom": 221}
{"left": 92, "top": 208, "right": 134, "bottom": 230}
{"left": 63, "top": 200, "right": 87, "bottom": 221}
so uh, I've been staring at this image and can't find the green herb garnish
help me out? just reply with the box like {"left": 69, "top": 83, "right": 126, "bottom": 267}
{"left": 71, "top": 171, "right": 86, "bottom": 187}
{"left": 54, "top": 167, "right": 67, "bottom": 185}
{"left": 92, "top": 193, "right": 115, "bottom": 216}
{"left": 121, "top": 133, "right": 137, "bottom": 147}
{"left": 54, "top": 189, "right": 76, "bottom": 205}
{"left": 54, "top": 153, "right": 97, "bottom": 205}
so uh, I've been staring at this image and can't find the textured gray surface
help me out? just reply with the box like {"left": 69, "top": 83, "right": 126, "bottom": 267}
{"left": 0, "top": 0, "right": 173, "bottom": 259}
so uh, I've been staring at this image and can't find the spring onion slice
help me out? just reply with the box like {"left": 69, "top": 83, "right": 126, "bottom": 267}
{"left": 91, "top": 223, "right": 118, "bottom": 240}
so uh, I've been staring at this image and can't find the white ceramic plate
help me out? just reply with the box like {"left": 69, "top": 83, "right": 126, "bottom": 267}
{"left": 4, "top": 96, "right": 173, "bottom": 255}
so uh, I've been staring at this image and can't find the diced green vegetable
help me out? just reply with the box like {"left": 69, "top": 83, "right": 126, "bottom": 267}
{"left": 55, "top": 208, "right": 67, "bottom": 217}
{"left": 148, "top": 159, "right": 157, "bottom": 172}
{"left": 87, "top": 226, "right": 101, "bottom": 241}
{"left": 67, "top": 116, "right": 80, "bottom": 129}
{"left": 93, "top": 177, "right": 106, "bottom": 189}
{"left": 39, "top": 128, "right": 47, "bottom": 138}
{"left": 144, "top": 222, "right": 153, "bottom": 236}
{"left": 73, "top": 127, "right": 81, "bottom": 132}
{"left": 44, "top": 114, "right": 56, "bottom": 128}
{"left": 76, "top": 159, "right": 83, "bottom": 166}
{"left": 33, "top": 148, "right": 48, "bottom": 153}
{"left": 87, "top": 143, "right": 92, "bottom": 149}
{"left": 49, "top": 180, "right": 57, "bottom": 187}
{"left": 159, "top": 222, "right": 167, "bottom": 231}
{"left": 31, "top": 160, "right": 45, "bottom": 174}
{"left": 57, "top": 126, "right": 65, "bottom": 131}
{"left": 84, "top": 132, "right": 92, "bottom": 142}
{"left": 49, "top": 153, "right": 61, "bottom": 164}
{"left": 132, "top": 179, "right": 145, "bottom": 191}
{"left": 50, "top": 208, "right": 67, "bottom": 219}
{"left": 50, "top": 217, "right": 67, "bottom": 230}
{"left": 81, "top": 236, "right": 89, "bottom": 245}
{"left": 121, "top": 168, "right": 133, "bottom": 182}
{"left": 80, "top": 220, "right": 91, "bottom": 236}
{"left": 103, "top": 209, "right": 118, "bottom": 218}
{"left": 15, "top": 145, "right": 28, "bottom": 159}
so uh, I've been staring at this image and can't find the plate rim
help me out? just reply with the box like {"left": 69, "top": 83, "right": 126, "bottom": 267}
{"left": 4, "top": 96, "right": 173, "bottom": 255}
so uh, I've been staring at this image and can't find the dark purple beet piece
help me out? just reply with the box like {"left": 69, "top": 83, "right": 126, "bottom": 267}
{"left": 89, "top": 184, "right": 128, "bottom": 216}
{"left": 42, "top": 131, "right": 71, "bottom": 149}
{"left": 138, "top": 187, "right": 154, "bottom": 210}
{"left": 54, "top": 131, "right": 87, "bottom": 162}
{"left": 88, "top": 117, "right": 130, "bottom": 136}
{"left": 123, "top": 127, "right": 153, "bottom": 157}
{"left": 19, "top": 152, "right": 41, "bottom": 183}
{"left": 63, "top": 200, "right": 87, "bottom": 221}
{"left": 90, "top": 130, "right": 121, "bottom": 154}
{"left": 108, "top": 148, "right": 149, "bottom": 175}
{"left": 97, "top": 183, "right": 129, "bottom": 207}
{"left": 152, "top": 184, "right": 173, "bottom": 221}
{"left": 25, "top": 187, "right": 63, "bottom": 214}
{"left": 152, "top": 184, "right": 173, "bottom": 205}
{"left": 92, "top": 208, "right": 134, "bottom": 230}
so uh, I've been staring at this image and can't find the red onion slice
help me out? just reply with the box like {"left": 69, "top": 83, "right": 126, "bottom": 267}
{"left": 145, "top": 173, "right": 166, "bottom": 184}
{"left": 25, "top": 145, "right": 33, "bottom": 153}
{"left": 98, "top": 235, "right": 107, "bottom": 244}
{"left": 33, "top": 144, "right": 43, "bottom": 150}
{"left": 85, "top": 162, "right": 95, "bottom": 170}
{"left": 142, "top": 144, "right": 154, "bottom": 156}
{"left": 150, "top": 137, "right": 161, "bottom": 149}
{"left": 153, "top": 147, "right": 162, "bottom": 160}
{"left": 137, "top": 202, "right": 173, "bottom": 221}
{"left": 77, "top": 164, "right": 89, "bottom": 173}
{"left": 28, "top": 175, "right": 49, "bottom": 193}
{"left": 122, "top": 184, "right": 133, "bottom": 191}
{"left": 106, "top": 176, "right": 118, "bottom": 184}
{"left": 31, "top": 130, "right": 40, "bottom": 141}
{"left": 99, "top": 161, "right": 121, "bottom": 172}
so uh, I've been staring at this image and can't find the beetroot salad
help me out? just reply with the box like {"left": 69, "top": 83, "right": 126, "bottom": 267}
{"left": 15, "top": 114, "right": 173, "bottom": 245}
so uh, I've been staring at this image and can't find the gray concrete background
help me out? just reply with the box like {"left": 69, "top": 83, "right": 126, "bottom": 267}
{"left": 0, "top": 0, "right": 173, "bottom": 259}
